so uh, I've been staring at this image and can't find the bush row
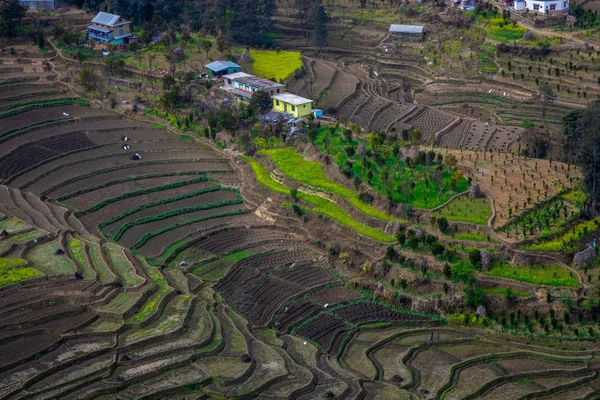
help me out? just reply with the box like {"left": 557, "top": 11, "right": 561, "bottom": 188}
{"left": 0, "top": 98, "right": 89, "bottom": 119}
{"left": 0, "top": 90, "right": 66, "bottom": 107}
{"left": 131, "top": 209, "right": 249, "bottom": 251}
{"left": 59, "top": 171, "right": 210, "bottom": 201}
{"left": 98, "top": 184, "right": 222, "bottom": 228}
{"left": 111, "top": 196, "right": 242, "bottom": 241}
{"left": 78, "top": 176, "right": 211, "bottom": 215}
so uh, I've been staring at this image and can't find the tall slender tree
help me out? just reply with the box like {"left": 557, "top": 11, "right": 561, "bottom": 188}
{"left": 310, "top": 1, "right": 328, "bottom": 53}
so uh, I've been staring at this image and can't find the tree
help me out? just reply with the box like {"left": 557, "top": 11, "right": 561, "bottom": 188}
{"left": 450, "top": 170, "right": 463, "bottom": 189}
{"left": 199, "top": 37, "right": 213, "bottom": 60}
{"left": 0, "top": 0, "right": 27, "bottom": 38}
{"left": 410, "top": 128, "right": 423, "bottom": 143}
{"left": 445, "top": 154, "right": 458, "bottom": 167}
{"left": 538, "top": 83, "right": 556, "bottom": 119}
{"left": 437, "top": 217, "right": 449, "bottom": 233}
{"left": 159, "top": 85, "right": 181, "bottom": 110}
{"left": 249, "top": 90, "right": 272, "bottom": 114}
{"left": 464, "top": 286, "right": 484, "bottom": 307}
{"left": 310, "top": 1, "right": 328, "bottom": 52}
{"left": 78, "top": 66, "right": 96, "bottom": 91}
{"left": 469, "top": 249, "right": 481, "bottom": 268}
{"left": 565, "top": 101, "right": 600, "bottom": 214}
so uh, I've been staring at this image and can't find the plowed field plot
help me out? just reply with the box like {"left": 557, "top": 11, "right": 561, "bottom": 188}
{"left": 192, "top": 227, "right": 301, "bottom": 255}
{"left": 272, "top": 300, "right": 322, "bottom": 331}
{"left": 65, "top": 175, "right": 215, "bottom": 210}
{"left": 48, "top": 161, "right": 230, "bottom": 199}
{"left": 333, "top": 302, "right": 435, "bottom": 324}
{"left": 136, "top": 212, "right": 258, "bottom": 258}
{"left": 78, "top": 180, "right": 217, "bottom": 229}
{"left": 118, "top": 203, "right": 244, "bottom": 247}
{"left": 15, "top": 148, "right": 222, "bottom": 193}
{"left": 310, "top": 286, "right": 362, "bottom": 305}
{"left": 296, "top": 313, "right": 348, "bottom": 349}
{"left": 0, "top": 104, "right": 105, "bottom": 130}
{"left": 101, "top": 187, "right": 234, "bottom": 235}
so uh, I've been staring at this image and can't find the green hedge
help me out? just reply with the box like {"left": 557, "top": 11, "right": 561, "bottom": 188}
{"left": 0, "top": 119, "right": 77, "bottom": 143}
{"left": 59, "top": 171, "right": 210, "bottom": 201}
{"left": 98, "top": 184, "right": 221, "bottom": 228}
{"left": 0, "top": 98, "right": 89, "bottom": 119}
{"left": 111, "top": 195, "right": 242, "bottom": 241}
{"left": 0, "top": 90, "right": 67, "bottom": 110}
{"left": 77, "top": 176, "right": 211, "bottom": 215}
{"left": 131, "top": 209, "right": 249, "bottom": 251}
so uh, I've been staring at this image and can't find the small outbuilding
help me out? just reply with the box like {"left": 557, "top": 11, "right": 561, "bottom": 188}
{"left": 205, "top": 61, "right": 241, "bottom": 78}
{"left": 389, "top": 24, "right": 425, "bottom": 41}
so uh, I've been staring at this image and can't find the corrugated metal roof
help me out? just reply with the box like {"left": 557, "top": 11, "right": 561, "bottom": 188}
{"left": 235, "top": 75, "right": 284, "bottom": 89}
{"left": 272, "top": 93, "right": 312, "bottom": 106}
{"left": 389, "top": 24, "right": 425, "bottom": 33}
{"left": 87, "top": 25, "right": 112, "bottom": 33}
{"left": 223, "top": 72, "right": 252, "bottom": 80}
{"left": 205, "top": 61, "right": 241, "bottom": 71}
{"left": 92, "top": 12, "right": 121, "bottom": 27}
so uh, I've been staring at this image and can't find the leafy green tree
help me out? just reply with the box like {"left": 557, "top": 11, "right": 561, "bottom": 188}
{"left": 0, "top": 0, "right": 27, "bottom": 38}
{"left": 199, "top": 37, "right": 213, "bottom": 60}
{"left": 437, "top": 217, "right": 449, "bottom": 233}
{"left": 468, "top": 249, "right": 481, "bottom": 268}
{"left": 159, "top": 85, "right": 181, "bottom": 110}
{"left": 464, "top": 286, "right": 484, "bottom": 307}
{"left": 78, "top": 66, "right": 96, "bottom": 92}
{"left": 249, "top": 90, "right": 272, "bottom": 114}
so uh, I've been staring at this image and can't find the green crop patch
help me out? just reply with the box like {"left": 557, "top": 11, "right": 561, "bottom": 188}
{"left": 433, "top": 196, "right": 492, "bottom": 225}
{"left": 260, "top": 148, "right": 395, "bottom": 221}
{"left": 521, "top": 217, "right": 600, "bottom": 252}
{"left": 312, "top": 127, "right": 468, "bottom": 209}
{"left": 484, "top": 260, "right": 578, "bottom": 287}
{"left": 249, "top": 49, "right": 303, "bottom": 82}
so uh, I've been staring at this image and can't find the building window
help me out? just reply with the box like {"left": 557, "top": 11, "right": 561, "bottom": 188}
{"left": 549, "top": 3, "right": 556, "bottom": 9}
{"left": 533, "top": 3, "right": 539, "bottom": 9}
{"left": 564, "top": 1, "right": 567, "bottom": 6}
{"left": 277, "top": 89, "right": 280, "bottom": 93}
{"left": 276, "top": 100, "right": 280, "bottom": 106}
{"left": 119, "top": 29, "right": 124, "bottom": 35}
{"left": 291, "top": 105, "right": 295, "bottom": 111}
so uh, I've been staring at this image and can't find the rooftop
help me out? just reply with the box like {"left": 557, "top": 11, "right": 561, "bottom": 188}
{"left": 235, "top": 75, "right": 284, "bottom": 89}
{"left": 389, "top": 24, "right": 425, "bottom": 34}
{"left": 91, "top": 12, "right": 124, "bottom": 27}
{"left": 272, "top": 93, "right": 313, "bottom": 106}
{"left": 87, "top": 25, "right": 112, "bottom": 33}
{"left": 205, "top": 61, "right": 241, "bottom": 71}
{"left": 222, "top": 72, "right": 252, "bottom": 80}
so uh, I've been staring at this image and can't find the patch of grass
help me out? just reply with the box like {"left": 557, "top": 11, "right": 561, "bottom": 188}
{"left": 562, "top": 189, "right": 587, "bottom": 209}
{"left": 331, "top": 9, "right": 397, "bottom": 24}
{"left": 261, "top": 148, "right": 394, "bottom": 221}
{"left": 27, "top": 241, "right": 74, "bottom": 276}
{"left": 481, "top": 287, "right": 532, "bottom": 297}
{"left": 241, "top": 155, "right": 394, "bottom": 242}
{"left": 127, "top": 265, "right": 169, "bottom": 324}
{"left": 521, "top": 217, "right": 600, "bottom": 253}
{"left": 68, "top": 238, "right": 94, "bottom": 279}
{"left": 249, "top": 49, "right": 303, "bottom": 82}
{"left": 9, "top": 230, "right": 45, "bottom": 243}
{"left": 102, "top": 244, "right": 143, "bottom": 287}
{"left": 0, "top": 257, "right": 38, "bottom": 287}
{"left": 88, "top": 242, "right": 114, "bottom": 284}
{"left": 97, "top": 292, "right": 142, "bottom": 314}
{"left": 433, "top": 196, "right": 492, "bottom": 225}
{"left": 152, "top": 123, "right": 167, "bottom": 129}
{"left": 0, "top": 217, "right": 29, "bottom": 234}
{"left": 453, "top": 232, "right": 493, "bottom": 242}
{"left": 484, "top": 260, "right": 578, "bottom": 287}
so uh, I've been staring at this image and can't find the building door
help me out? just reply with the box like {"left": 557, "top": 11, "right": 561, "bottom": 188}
{"left": 284, "top": 103, "right": 287, "bottom": 112}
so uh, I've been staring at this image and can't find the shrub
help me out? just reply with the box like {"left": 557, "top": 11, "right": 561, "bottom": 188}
{"left": 437, "top": 217, "right": 449, "bottom": 233}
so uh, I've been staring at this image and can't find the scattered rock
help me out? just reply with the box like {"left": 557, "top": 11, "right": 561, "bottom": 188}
{"left": 120, "top": 355, "right": 131, "bottom": 362}
{"left": 0, "top": 229, "right": 8, "bottom": 238}
{"left": 476, "top": 305, "right": 487, "bottom": 319}
{"left": 239, "top": 49, "right": 253, "bottom": 64}
{"left": 325, "top": 391, "right": 335, "bottom": 398}
{"left": 55, "top": 248, "right": 65, "bottom": 255}
{"left": 390, "top": 375, "right": 404, "bottom": 383}
{"left": 480, "top": 249, "right": 491, "bottom": 271}
{"left": 469, "top": 183, "right": 482, "bottom": 199}
{"left": 384, "top": 221, "right": 404, "bottom": 236}
{"left": 357, "top": 142, "right": 366, "bottom": 156}
{"left": 573, "top": 246, "right": 595, "bottom": 268}
{"left": 240, "top": 353, "right": 252, "bottom": 363}
{"left": 74, "top": 272, "right": 83, "bottom": 280}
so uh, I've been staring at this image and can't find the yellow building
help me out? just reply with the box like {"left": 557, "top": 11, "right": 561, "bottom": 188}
{"left": 272, "top": 93, "right": 313, "bottom": 118}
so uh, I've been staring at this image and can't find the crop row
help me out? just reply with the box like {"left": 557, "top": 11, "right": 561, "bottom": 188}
{"left": 98, "top": 184, "right": 221, "bottom": 228}
{"left": 131, "top": 209, "right": 249, "bottom": 251}
{"left": 0, "top": 98, "right": 89, "bottom": 119}
{"left": 110, "top": 194, "right": 243, "bottom": 241}
{"left": 77, "top": 176, "right": 212, "bottom": 215}
{"left": 58, "top": 171, "right": 210, "bottom": 201}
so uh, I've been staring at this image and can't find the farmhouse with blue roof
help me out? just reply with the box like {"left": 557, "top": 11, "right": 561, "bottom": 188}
{"left": 205, "top": 61, "right": 241, "bottom": 78}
